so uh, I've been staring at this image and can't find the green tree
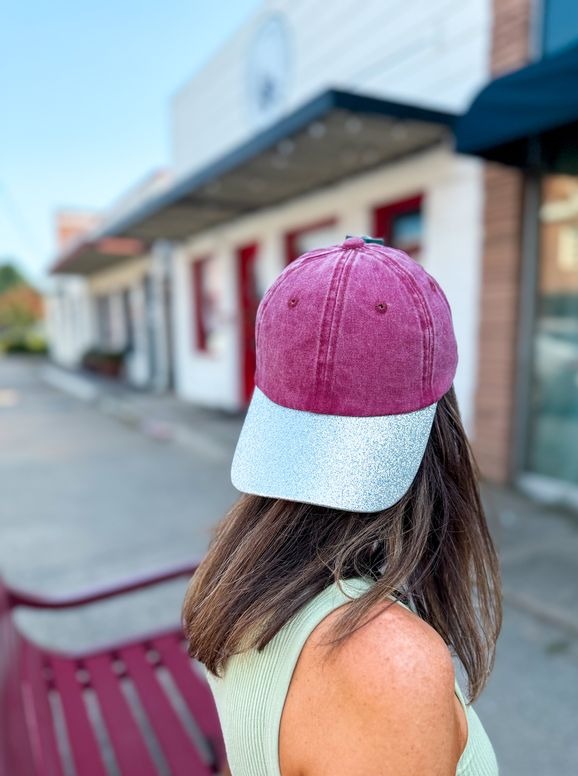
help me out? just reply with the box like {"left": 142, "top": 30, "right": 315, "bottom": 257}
{"left": 0, "top": 262, "right": 27, "bottom": 294}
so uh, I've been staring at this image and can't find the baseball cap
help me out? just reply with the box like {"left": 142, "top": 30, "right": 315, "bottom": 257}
{"left": 231, "top": 235, "right": 458, "bottom": 513}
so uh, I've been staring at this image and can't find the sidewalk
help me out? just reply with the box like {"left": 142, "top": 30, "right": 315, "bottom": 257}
{"left": 43, "top": 363, "right": 245, "bottom": 465}
{"left": 484, "top": 483, "right": 578, "bottom": 639}
{"left": 43, "top": 363, "right": 578, "bottom": 640}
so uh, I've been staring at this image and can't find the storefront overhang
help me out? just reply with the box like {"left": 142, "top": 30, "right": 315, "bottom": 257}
{"left": 456, "top": 43, "right": 578, "bottom": 172}
{"left": 98, "top": 89, "right": 454, "bottom": 243}
{"left": 51, "top": 237, "right": 147, "bottom": 275}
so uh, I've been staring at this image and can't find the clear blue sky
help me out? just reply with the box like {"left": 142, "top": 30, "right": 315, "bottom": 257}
{"left": 0, "top": 0, "right": 261, "bottom": 283}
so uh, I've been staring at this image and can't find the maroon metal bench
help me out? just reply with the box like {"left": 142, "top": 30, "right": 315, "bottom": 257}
{"left": 0, "top": 561, "right": 225, "bottom": 776}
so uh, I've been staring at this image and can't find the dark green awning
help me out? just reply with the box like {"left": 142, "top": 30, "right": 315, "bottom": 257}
{"left": 456, "top": 43, "right": 578, "bottom": 173}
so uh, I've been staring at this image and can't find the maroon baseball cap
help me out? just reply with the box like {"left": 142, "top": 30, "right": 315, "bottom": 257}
{"left": 231, "top": 235, "right": 458, "bottom": 512}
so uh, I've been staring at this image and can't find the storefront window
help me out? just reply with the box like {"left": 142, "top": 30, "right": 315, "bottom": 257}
{"left": 373, "top": 195, "right": 423, "bottom": 262}
{"left": 526, "top": 175, "right": 578, "bottom": 484}
{"left": 191, "top": 256, "right": 226, "bottom": 355}
{"left": 390, "top": 210, "right": 423, "bottom": 258}
{"left": 543, "top": 0, "right": 578, "bottom": 57}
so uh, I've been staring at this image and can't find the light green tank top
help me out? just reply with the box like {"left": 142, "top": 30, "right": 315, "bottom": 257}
{"left": 206, "top": 576, "right": 499, "bottom": 775}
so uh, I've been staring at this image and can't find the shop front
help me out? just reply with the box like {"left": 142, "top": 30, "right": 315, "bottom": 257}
{"left": 526, "top": 175, "right": 578, "bottom": 491}
{"left": 49, "top": 237, "right": 174, "bottom": 391}
{"left": 456, "top": 35, "right": 578, "bottom": 502}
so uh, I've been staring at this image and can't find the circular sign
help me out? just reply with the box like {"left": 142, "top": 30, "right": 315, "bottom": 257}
{"left": 247, "top": 14, "right": 292, "bottom": 128}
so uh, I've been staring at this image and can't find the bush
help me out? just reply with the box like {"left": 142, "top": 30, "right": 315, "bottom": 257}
{"left": 0, "top": 330, "right": 48, "bottom": 355}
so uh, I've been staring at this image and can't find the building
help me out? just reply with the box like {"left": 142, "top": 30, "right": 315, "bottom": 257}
{"left": 48, "top": 173, "right": 174, "bottom": 390}
{"left": 455, "top": 0, "right": 578, "bottom": 505}
{"left": 49, "top": 0, "right": 493, "bottom": 438}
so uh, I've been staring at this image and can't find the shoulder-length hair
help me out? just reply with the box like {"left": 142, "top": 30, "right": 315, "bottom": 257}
{"left": 182, "top": 385, "right": 502, "bottom": 704}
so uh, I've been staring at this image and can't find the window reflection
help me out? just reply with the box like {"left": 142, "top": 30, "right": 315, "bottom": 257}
{"left": 391, "top": 210, "right": 423, "bottom": 262}
{"left": 527, "top": 175, "right": 578, "bottom": 484}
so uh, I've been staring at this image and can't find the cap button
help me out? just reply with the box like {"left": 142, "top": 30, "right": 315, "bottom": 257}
{"left": 342, "top": 236, "right": 366, "bottom": 249}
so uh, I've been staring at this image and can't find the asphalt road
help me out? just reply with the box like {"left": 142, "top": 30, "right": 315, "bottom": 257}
{"left": 1, "top": 357, "right": 577, "bottom": 775}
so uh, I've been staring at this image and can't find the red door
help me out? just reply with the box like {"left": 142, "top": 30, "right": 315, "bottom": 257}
{"left": 237, "top": 243, "right": 261, "bottom": 406}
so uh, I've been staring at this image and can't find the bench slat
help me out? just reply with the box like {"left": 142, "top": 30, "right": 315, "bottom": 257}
{"left": 22, "top": 643, "right": 64, "bottom": 776}
{"left": 153, "top": 634, "right": 224, "bottom": 766}
{"left": 84, "top": 654, "right": 158, "bottom": 776}
{"left": 120, "top": 644, "right": 212, "bottom": 776}
{"left": 50, "top": 656, "right": 109, "bottom": 776}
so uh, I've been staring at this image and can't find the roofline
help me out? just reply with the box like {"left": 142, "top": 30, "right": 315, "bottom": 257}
{"left": 50, "top": 237, "right": 148, "bottom": 275}
{"left": 102, "top": 88, "right": 456, "bottom": 239}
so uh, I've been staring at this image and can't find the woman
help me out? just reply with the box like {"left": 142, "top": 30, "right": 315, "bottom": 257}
{"left": 183, "top": 236, "right": 502, "bottom": 775}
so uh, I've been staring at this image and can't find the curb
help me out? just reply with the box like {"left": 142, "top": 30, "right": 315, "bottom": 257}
{"left": 42, "top": 365, "right": 229, "bottom": 464}
{"left": 43, "top": 365, "right": 99, "bottom": 402}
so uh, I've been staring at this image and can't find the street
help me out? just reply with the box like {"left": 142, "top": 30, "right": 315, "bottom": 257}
{"left": 1, "top": 357, "right": 577, "bottom": 775}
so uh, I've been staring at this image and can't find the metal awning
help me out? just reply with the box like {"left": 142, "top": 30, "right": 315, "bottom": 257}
{"left": 51, "top": 237, "right": 147, "bottom": 275}
{"left": 456, "top": 43, "right": 578, "bottom": 172}
{"left": 51, "top": 88, "right": 454, "bottom": 275}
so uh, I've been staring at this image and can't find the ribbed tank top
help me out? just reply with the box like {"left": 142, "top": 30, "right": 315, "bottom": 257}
{"left": 206, "top": 576, "right": 499, "bottom": 776}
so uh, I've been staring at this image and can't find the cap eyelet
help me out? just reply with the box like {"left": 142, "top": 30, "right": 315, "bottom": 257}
{"left": 375, "top": 301, "right": 388, "bottom": 313}
{"left": 288, "top": 297, "right": 299, "bottom": 308}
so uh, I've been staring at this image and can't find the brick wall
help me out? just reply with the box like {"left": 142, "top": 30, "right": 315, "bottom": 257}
{"left": 490, "top": 0, "right": 533, "bottom": 76}
{"left": 472, "top": 0, "right": 532, "bottom": 482}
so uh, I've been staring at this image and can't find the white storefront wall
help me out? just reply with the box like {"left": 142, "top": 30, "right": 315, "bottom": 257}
{"left": 88, "top": 257, "right": 152, "bottom": 387}
{"left": 173, "top": 145, "right": 483, "bottom": 434}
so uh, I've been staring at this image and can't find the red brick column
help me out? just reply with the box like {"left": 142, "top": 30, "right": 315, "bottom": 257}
{"left": 472, "top": 0, "right": 533, "bottom": 482}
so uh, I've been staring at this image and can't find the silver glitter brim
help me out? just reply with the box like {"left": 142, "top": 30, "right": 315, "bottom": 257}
{"left": 230, "top": 386, "right": 437, "bottom": 513}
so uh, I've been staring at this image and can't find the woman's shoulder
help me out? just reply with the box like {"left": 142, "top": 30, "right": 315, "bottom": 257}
{"left": 332, "top": 594, "right": 453, "bottom": 674}
{"left": 280, "top": 595, "right": 464, "bottom": 776}
{"left": 314, "top": 594, "right": 457, "bottom": 710}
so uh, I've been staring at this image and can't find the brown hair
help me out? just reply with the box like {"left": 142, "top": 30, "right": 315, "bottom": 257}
{"left": 182, "top": 385, "right": 502, "bottom": 703}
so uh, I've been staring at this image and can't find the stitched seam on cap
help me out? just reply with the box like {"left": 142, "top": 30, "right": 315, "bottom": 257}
{"left": 313, "top": 250, "right": 351, "bottom": 399}
{"left": 320, "top": 249, "right": 355, "bottom": 392}
{"left": 326, "top": 252, "right": 356, "bottom": 398}
{"left": 385, "top": 258, "right": 434, "bottom": 404}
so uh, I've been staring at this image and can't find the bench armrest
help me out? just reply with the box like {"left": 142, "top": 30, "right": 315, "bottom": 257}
{"left": 5, "top": 559, "right": 200, "bottom": 610}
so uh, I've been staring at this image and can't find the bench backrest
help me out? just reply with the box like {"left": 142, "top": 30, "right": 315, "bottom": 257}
{"left": 0, "top": 578, "right": 224, "bottom": 776}
{"left": 0, "top": 582, "right": 39, "bottom": 776}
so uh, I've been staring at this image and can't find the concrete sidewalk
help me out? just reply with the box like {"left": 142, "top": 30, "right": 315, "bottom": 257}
{"left": 43, "top": 363, "right": 578, "bottom": 640}
{"left": 485, "top": 483, "right": 578, "bottom": 640}
{"left": 43, "top": 363, "right": 245, "bottom": 464}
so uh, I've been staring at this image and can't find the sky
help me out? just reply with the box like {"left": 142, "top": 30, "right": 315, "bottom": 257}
{"left": 0, "top": 0, "right": 261, "bottom": 284}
